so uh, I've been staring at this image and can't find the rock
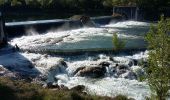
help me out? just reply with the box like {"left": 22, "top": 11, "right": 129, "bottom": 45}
{"left": 60, "top": 60, "right": 67, "bottom": 68}
{"left": 128, "top": 60, "right": 134, "bottom": 67}
{"left": 70, "top": 85, "right": 85, "bottom": 92}
{"left": 58, "top": 59, "right": 67, "bottom": 67}
{"left": 70, "top": 15, "right": 95, "bottom": 27}
{"left": 45, "top": 82, "right": 59, "bottom": 89}
{"left": 73, "top": 67, "right": 86, "bottom": 75}
{"left": 60, "top": 84, "right": 69, "bottom": 90}
{"left": 99, "top": 62, "right": 110, "bottom": 67}
{"left": 133, "top": 59, "right": 138, "bottom": 66}
{"left": 109, "top": 56, "right": 114, "bottom": 61}
{"left": 117, "top": 69, "right": 127, "bottom": 75}
{"left": 120, "top": 71, "right": 137, "bottom": 80}
{"left": 116, "top": 64, "right": 128, "bottom": 70}
{"left": 15, "top": 44, "right": 20, "bottom": 51}
{"left": 76, "top": 65, "right": 106, "bottom": 78}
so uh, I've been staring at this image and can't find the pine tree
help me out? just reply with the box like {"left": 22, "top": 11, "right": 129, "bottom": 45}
{"left": 145, "top": 16, "right": 170, "bottom": 100}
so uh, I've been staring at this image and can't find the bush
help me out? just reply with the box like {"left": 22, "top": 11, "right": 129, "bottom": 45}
{"left": 113, "top": 95, "right": 129, "bottom": 100}
{"left": 0, "top": 77, "right": 120, "bottom": 100}
{"left": 145, "top": 16, "right": 170, "bottom": 100}
{"left": 112, "top": 33, "right": 126, "bottom": 52}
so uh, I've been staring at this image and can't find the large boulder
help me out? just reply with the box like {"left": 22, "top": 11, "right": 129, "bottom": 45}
{"left": 70, "top": 85, "right": 85, "bottom": 92}
{"left": 43, "top": 82, "right": 60, "bottom": 89}
{"left": 99, "top": 62, "right": 110, "bottom": 67}
{"left": 70, "top": 15, "right": 96, "bottom": 27}
{"left": 73, "top": 66, "right": 86, "bottom": 75}
{"left": 75, "top": 65, "right": 106, "bottom": 78}
{"left": 116, "top": 64, "right": 129, "bottom": 71}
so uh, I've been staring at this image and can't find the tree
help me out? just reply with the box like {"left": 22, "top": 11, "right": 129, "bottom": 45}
{"left": 112, "top": 33, "right": 126, "bottom": 52}
{"left": 145, "top": 16, "right": 170, "bottom": 100}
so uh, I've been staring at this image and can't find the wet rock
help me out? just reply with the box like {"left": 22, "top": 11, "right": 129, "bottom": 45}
{"left": 70, "top": 15, "right": 95, "bottom": 27}
{"left": 128, "top": 60, "right": 134, "bottom": 67}
{"left": 59, "top": 60, "right": 67, "bottom": 68}
{"left": 133, "top": 59, "right": 138, "bottom": 66}
{"left": 120, "top": 71, "right": 137, "bottom": 80}
{"left": 60, "top": 84, "right": 69, "bottom": 90}
{"left": 99, "top": 62, "right": 110, "bottom": 67}
{"left": 76, "top": 65, "right": 106, "bottom": 78}
{"left": 116, "top": 64, "right": 128, "bottom": 70}
{"left": 109, "top": 56, "right": 114, "bottom": 61}
{"left": 117, "top": 69, "right": 127, "bottom": 75}
{"left": 70, "top": 85, "right": 85, "bottom": 92}
{"left": 15, "top": 44, "right": 20, "bottom": 51}
{"left": 45, "top": 82, "right": 60, "bottom": 89}
{"left": 61, "top": 61, "right": 67, "bottom": 67}
{"left": 73, "top": 66, "right": 86, "bottom": 75}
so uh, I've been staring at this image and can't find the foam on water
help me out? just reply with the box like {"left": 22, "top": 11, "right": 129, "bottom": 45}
{"left": 104, "top": 20, "right": 151, "bottom": 28}
{"left": 1, "top": 20, "right": 157, "bottom": 99}
{"left": 64, "top": 77, "right": 150, "bottom": 100}
{"left": 10, "top": 20, "right": 150, "bottom": 51}
{"left": 0, "top": 49, "right": 151, "bottom": 100}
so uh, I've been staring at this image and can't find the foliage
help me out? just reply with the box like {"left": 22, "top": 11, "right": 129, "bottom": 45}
{"left": 145, "top": 16, "right": 170, "bottom": 100}
{"left": 0, "top": 77, "right": 131, "bottom": 100}
{"left": 0, "top": 0, "right": 170, "bottom": 8}
{"left": 112, "top": 33, "right": 126, "bottom": 52}
{"left": 113, "top": 95, "right": 131, "bottom": 100}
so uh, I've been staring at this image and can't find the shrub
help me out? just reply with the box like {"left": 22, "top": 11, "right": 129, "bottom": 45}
{"left": 0, "top": 77, "right": 120, "bottom": 100}
{"left": 112, "top": 33, "right": 126, "bottom": 52}
{"left": 145, "top": 16, "right": 170, "bottom": 100}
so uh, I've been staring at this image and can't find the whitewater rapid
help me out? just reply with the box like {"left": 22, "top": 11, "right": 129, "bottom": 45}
{"left": 10, "top": 20, "right": 150, "bottom": 52}
{"left": 0, "top": 20, "right": 154, "bottom": 100}
{"left": 0, "top": 49, "right": 150, "bottom": 100}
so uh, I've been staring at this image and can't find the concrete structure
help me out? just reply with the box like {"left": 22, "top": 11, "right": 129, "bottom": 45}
{"left": 0, "top": 12, "right": 7, "bottom": 47}
{"left": 6, "top": 16, "right": 118, "bottom": 38}
{"left": 113, "top": 6, "right": 144, "bottom": 20}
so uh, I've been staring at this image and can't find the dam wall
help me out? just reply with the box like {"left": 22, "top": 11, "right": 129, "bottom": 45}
{"left": 5, "top": 16, "right": 120, "bottom": 38}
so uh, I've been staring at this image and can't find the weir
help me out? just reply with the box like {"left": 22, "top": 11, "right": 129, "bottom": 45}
{"left": 0, "top": 12, "right": 7, "bottom": 48}
{"left": 5, "top": 16, "right": 121, "bottom": 38}
{"left": 113, "top": 6, "right": 143, "bottom": 20}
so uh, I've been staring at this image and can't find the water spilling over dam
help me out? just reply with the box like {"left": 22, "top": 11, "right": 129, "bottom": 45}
{"left": 1, "top": 17, "right": 154, "bottom": 100}
{"left": 10, "top": 20, "right": 150, "bottom": 54}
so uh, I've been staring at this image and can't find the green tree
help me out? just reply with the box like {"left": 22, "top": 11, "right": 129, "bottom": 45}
{"left": 112, "top": 33, "right": 126, "bottom": 52}
{"left": 145, "top": 16, "right": 170, "bottom": 100}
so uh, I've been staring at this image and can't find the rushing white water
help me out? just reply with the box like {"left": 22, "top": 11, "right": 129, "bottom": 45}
{"left": 1, "top": 20, "right": 156, "bottom": 100}
{"left": 0, "top": 49, "right": 150, "bottom": 100}
{"left": 10, "top": 20, "right": 150, "bottom": 52}
{"left": 104, "top": 20, "right": 150, "bottom": 28}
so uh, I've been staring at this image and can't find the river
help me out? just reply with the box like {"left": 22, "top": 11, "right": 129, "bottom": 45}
{"left": 1, "top": 20, "right": 153, "bottom": 100}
